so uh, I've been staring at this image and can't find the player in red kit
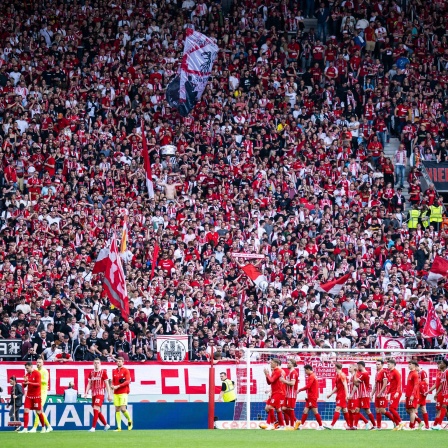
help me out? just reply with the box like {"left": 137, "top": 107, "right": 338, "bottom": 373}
{"left": 431, "top": 359, "right": 448, "bottom": 430}
{"left": 280, "top": 359, "right": 299, "bottom": 430}
{"left": 325, "top": 363, "right": 351, "bottom": 429}
{"left": 371, "top": 360, "right": 396, "bottom": 430}
{"left": 85, "top": 358, "right": 112, "bottom": 432}
{"left": 351, "top": 361, "right": 376, "bottom": 429}
{"left": 388, "top": 359, "right": 404, "bottom": 430}
{"left": 415, "top": 364, "right": 430, "bottom": 429}
{"left": 297, "top": 364, "right": 323, "bottom": 430}
{"left": 405, "top": 360, "right": 420, "bottom": 429}
{"left": 426, "top": 360, "right": 444, "bottom": 429}
{"left": 262, "top": 358, "right": 286, "bottom": 430}
{"left": 19, "top": 362, "right": 47, "bottom": 433}
{"left": 347, "top": 364, "right": 369, "bottom": 430}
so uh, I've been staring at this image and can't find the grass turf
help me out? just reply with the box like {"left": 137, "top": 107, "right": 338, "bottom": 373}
{"left": 0, "top": 429, "right": 446, "bottom": 448}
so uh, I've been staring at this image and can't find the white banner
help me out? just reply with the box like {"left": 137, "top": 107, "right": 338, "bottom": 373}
{"left": 157, "top": 335, "right": 189, "bottom": 362}
{"left": 0, "top": 362, "right": 224, "bottom": 398}
{"left": 230, "top": 253, "right": 265, "bottom": 259}
{"left": 377, "top": 336, "right": 406, "bottom": 349}
{"left": 0, "top": 360, "right": 439, "bottom": 402}
{"left": 179, "top": 29, "right": 218, "bottom": 110}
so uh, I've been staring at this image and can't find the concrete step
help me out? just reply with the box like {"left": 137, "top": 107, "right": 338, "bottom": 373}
{"left": 303, "top": 18, "right": 317, "bottom": 31}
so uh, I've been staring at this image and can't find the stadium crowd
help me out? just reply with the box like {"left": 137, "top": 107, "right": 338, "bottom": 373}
{"left": 1, "top": 0, "right": 448, "bottom": 364}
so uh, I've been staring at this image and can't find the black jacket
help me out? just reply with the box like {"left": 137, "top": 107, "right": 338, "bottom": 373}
{"left": 9, "top": 383, "right": 24, "bottom": 408}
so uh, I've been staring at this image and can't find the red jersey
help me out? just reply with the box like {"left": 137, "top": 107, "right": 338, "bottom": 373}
{"left": 435, "top": 370, "right": 443, "bottom": 397}
{"left": 349, "top": 374, "right": 360, "bottom": 399}
{"left": 24, "top": 370, "right": 42, "bottom": 399}
{"left": 89, "top": 369, "right": 108, "bottom": 396}
{"left": 285, "top": 368, "right": 299, "bottom": 399}
{"left": 112, "top": 367, "right": 131, "bottom": 395}
{"left": 406, "top": 370, "right": 419, "bottom": 398}
{"left": 388, "top": 368, "right": 402, "bottom": 395}
{"left": 355, "top": 370, "right": 371, "bottom": 398}
{"left": 418, "top": 370, "right": 428, "bottom": 394}
{"left": 266, "top": 367, "right": 286, "bottom": 396}
{"left": 375, "top": 368, "right": 389, "bottom": 397}
{"left": 303, "top": 372, "right": 319, "bottom": 400}
{"left": 335, "top": 371, "right": 347, "bottom": 397}
{"left": 441, "top": 370, "right": 448, "bottom": 396}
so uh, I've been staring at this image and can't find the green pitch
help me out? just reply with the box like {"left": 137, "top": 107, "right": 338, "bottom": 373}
{"left": 0, "top": 429, "right": 446, "bottom": 448}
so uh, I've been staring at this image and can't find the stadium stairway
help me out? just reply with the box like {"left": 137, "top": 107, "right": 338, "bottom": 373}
{"left": 303, "top": 18, "right": 318, "bottom": 31}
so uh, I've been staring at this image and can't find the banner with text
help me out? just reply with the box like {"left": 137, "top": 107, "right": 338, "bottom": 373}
{"left": 0, "top": 339, "right": 22, "bottom": 359}
{"left": 422, "top": 161, "right": 448, "bottom": 192}
{"left": 0, "top": 402, "right": 233, "bottom": 430}
{"left": 230, "top": 253, "right": 265, "bottom": 259}
{"left": 0, "top": 360, "right": 441, "bottom": 402}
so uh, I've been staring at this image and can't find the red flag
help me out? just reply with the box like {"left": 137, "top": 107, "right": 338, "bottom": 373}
{"left": 422, "top": 299, "right": 446, "bottom": 338}
{"left": 241, "top": 263, "right": 268, "bottom": 291}
{"left": 238, "top": 291, "right": 247, "bottom": 338}
{"left": 317, "top": 273, "right": 351, "bottom": 295}
{"left": 103, "top": 235, "right": 129, "bottom": 320}
{"left": 141, "top": 121, "right": 154, "bottom": 199}
{"left": 150, "top": 243, "right": 160, "bottom": 280}
{"left": 427, "top": 255, "right": 448, "bottom": 286}
{"left": 305, "top": 324, "right": 316, "bottom": 347}
{"left": 92, "top": 246, "right": 109, "bottom": 274}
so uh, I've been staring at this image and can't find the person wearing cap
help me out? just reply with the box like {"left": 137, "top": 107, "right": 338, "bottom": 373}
{"left": 114, "top": 332, "right": 131, "bottom": 355}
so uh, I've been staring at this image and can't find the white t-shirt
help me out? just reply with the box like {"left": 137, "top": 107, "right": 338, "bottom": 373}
{"left": 16, "top": 303, "right": 31, "bottom": 315}
{"left": 348, "top": 121, "right": 359, "bottom": 137}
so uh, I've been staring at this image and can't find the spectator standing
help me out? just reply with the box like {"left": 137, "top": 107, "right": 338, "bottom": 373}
{"left": 394, "top": 144, "right": 407, "bottom": 189}
{"left": 6, "top": 376, "right": 23, "bottom": 426}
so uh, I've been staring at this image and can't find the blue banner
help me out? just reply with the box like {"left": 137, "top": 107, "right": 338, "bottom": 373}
{"left": 0, "top": 402, "right": 438, "bottom": 430}
{"left": 0, "top": 403, "right": 235, "bottom": 431}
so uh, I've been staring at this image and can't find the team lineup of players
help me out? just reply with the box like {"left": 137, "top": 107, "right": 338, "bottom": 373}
{"left": 12, "top": 356, "right": 448, "bottom": 432}
{"left": 259, "top": 358, "right": 448, "bottom": 431}
{"left": 17, "top": 356, "right": 133, "bottom": 433}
